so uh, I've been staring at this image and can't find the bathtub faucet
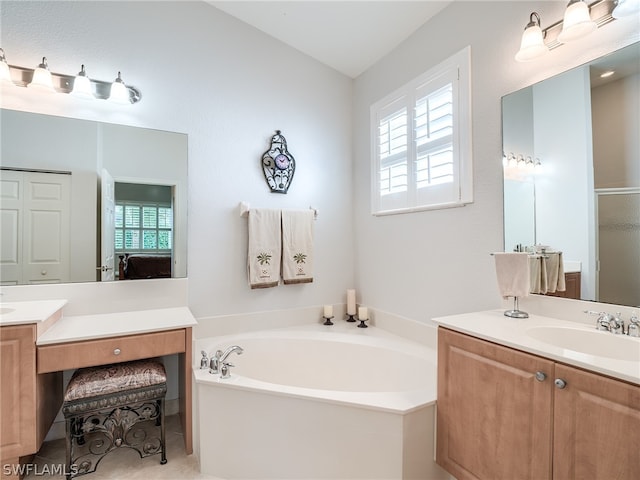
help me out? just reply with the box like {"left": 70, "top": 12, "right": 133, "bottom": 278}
{"left": 209, "top": 345, "right": 244, "bottom": 376}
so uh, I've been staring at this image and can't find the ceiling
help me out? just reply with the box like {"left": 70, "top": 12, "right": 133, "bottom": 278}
{"left": 208, "top": 1, "right": 453, "bottom": 78}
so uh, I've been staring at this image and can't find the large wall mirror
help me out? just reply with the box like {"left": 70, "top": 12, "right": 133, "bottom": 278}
{"left": 502, "top": 42, "right": 639, "bottom": 308}
{"left": 0, "top": 109, "right": 187, "bottom": 284}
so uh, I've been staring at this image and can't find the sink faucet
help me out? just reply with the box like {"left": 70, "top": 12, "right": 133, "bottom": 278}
{"left": 209, "top": 345, "right": 244, "bottom": 376}
{"left": 628, "top": 313, "right": 639, "bottom": 337}
{"left": 587, "top": 311, "right": 614, "bottom": 331}
{"left": 608, "top": 312, "right": 624, "bottom": 335}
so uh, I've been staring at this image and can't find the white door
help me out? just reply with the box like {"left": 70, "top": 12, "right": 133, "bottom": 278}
{"left": 100, "top": 169, "right": 116, "bottom": 281}
{"left": 22, "top": 172, "right": 71, "bottom": 284}
{"left": 0, "top": 170, "right": 23, "bottom": 285}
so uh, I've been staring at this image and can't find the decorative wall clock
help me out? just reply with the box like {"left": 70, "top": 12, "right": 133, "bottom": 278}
{"left": 261, "top": 130, "right": 296, "bottom": 194}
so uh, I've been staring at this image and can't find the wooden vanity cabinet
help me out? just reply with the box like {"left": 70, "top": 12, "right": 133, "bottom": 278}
{"left": 0, "top": 324, "right": 61, "bottom": 477}
{"left": 436, "top": 327, "right": 640, "bottom": 480}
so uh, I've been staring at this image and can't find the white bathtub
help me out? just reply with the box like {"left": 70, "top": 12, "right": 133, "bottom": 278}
{"left": 193, "top": 324, "right": 448, "bottom": 479}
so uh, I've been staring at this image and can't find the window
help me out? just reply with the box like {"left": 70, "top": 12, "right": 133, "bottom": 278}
{"left": 371, "top": 46, "right": 472, "bottom": 215}
{"left": 115, "top": 202, "right": 173, "bottom": 252}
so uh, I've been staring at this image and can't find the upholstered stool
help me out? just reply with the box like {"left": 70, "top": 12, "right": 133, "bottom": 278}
{"left": 62, "top": 359, "right": 167, "bottom": 479}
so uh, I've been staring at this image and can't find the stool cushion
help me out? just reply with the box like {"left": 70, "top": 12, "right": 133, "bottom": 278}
{"left": 64, "top": 359, "right": 166, "bottom": 402}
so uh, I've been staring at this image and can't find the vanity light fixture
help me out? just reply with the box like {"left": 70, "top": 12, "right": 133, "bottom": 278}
{"left": 515, "top": 12, "right": 549, "bottom": 62}
{"left": 108, "top": 71, "right": 131, "bottom": 104}
{"left": 515, "top": 0, "right": 617, "bottom": 62}
{"left": 71, "top": 65, "right": 93, "bottom": 99}
{"left": 0, "top": 50, "right": 141, "bottom": 104}
{"left": 612, "top": 0, "right": 640, "bottom": 18}
{"left": 558, "top": 0, "right": 597, "bottom": 43}
{"left": 0, "top": 48, "right": 12, "bottom": 83}
{"left": 27, "top": 57, "right": 55, "bottom": 92}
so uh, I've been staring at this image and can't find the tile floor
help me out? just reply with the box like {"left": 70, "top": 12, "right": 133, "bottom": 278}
{"left": 25, "top": 415, "right": 221, "bottom": 479}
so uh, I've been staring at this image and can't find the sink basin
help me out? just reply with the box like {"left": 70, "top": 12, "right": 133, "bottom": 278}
{"left": 526, "top": 326, "right": 640, "bottom": 362}
{"left": 0, "top": 307, "right": 16, "bottom": 315}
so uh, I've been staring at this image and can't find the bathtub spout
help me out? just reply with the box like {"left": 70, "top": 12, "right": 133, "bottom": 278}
{"left": 209, "top": 349, "right": 223, "bottom": 374}
{"left": 210, "top": 346, "right": 244, "bottom": 374}
{"left": 220, "top": 345, "right": 244, "bottom": 363}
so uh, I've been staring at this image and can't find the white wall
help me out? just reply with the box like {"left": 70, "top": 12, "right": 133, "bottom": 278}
{"left": 352, "top": 1, "right": 639, "bottom": 323}
{"left": 0, "top": 1, "right": 355, "bottom": 319}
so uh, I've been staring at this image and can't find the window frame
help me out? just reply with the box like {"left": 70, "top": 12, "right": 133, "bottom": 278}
{"left": 115, "top": 201, "right": 173, "bottom": 254}
{"left": 370, "top": 46, "right": 472, "bottom": 216}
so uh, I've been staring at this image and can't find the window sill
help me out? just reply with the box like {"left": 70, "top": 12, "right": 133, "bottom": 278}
{"left": 372, "top": 200, "right": 471, "bottom": 216}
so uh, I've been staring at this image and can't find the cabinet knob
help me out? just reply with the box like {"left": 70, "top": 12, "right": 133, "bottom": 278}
{"left": 535, "top": 371, "right": 547, "bottom": 382}
{"left": 113, "top": 348, "right": 121, "bottom": 355}
{"left": 41, "top": 270, "right": 47, "bottom": 275}
{"left": 554, "top": 378, "right": 567, "bottom": 389}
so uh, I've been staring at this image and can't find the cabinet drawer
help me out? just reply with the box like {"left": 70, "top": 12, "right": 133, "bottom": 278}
{"left": 37, "top": 329, "right": 186, "bottom": 373}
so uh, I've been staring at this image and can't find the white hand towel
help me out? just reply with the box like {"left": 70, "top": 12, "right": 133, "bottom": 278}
{"left": 493, "top": 252, "right": 530, "bottom": 299}
{"left": 281, "top": 209, "right": 314, "bottom": 285}
{"left": 545, "top": 252, "right": 565, "bottom": 293}
{"left": 247, "top": 209, "right": 281, "bottom": 289}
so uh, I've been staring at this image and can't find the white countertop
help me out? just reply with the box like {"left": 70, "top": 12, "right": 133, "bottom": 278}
{"left": 37, "top": 306, "right": 198, "bottom": 345}
{"left": 0, "top": 299, "right": 68, "bottom": 326}
{"left": 433, "top": 310, "right": 640, "bottom": 385}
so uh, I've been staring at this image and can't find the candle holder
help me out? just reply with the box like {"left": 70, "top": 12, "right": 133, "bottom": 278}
{"left": 357, "top": 317, "right": 368, "bottom": 328}
{"left": 345, "top": 314, "right": 356, "bottom": 323}
{"left": 323, "top": 316, "right": 334, "bottom": 326}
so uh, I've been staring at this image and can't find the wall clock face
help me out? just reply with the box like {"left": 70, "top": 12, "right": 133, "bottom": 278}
{"left": 274, "top": 154, "right": 290, "bottom": 170}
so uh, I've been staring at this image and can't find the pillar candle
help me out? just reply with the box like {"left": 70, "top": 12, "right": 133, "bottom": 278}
{"left": 347, "top": 289, "right": 356, "bottom": 315}
{"left": 358, "top": 306, "right": 368, "bottom": 320}
{"left": 324, "top": 305, "right": 333, "bottom": 317}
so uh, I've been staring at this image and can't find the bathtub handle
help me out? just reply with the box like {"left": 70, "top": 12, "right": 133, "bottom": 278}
{"left": 221, "top": 362, "right": 235, "bottom": 379}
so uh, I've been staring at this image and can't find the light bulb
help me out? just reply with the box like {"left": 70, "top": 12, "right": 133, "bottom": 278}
{"left": 0, "top": 48, "right": 12, "bottom": 84}
{"left": 28, "top": 57, "right": 56, "bottom": 92}
{"left": 108, "top": 71, "right": 130, "bottom": 104}
{"left": 557, "top": 0, "right": 597, "bottom": 43}
{"left": 71, "top": 65, "right": 94, "bottom": 99}
{"left": 612, "top": 0, "right": 640, "bottom": 18}
{"left": 515, "top": 13, "right": 548, "bottom": 62}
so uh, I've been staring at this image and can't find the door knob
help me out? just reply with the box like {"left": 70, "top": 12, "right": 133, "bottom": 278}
{"left": 554, "top": 378, "right": 567, "bottom": 389}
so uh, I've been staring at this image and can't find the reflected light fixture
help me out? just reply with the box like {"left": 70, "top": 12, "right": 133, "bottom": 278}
{"left": 557, "top": 0, "right": 597, "bottom": 43}
{"left": 27, "top": 57, "right": 55, "bottom": 92}
{"left": 0, "top": 49, "right": 141, "bottom": 104}
{"left": 612, "top": 0, "right": 640, "bottom": 18}
{"left": 0, "top": 48, "right": 12, "bottom": 83}
{"left": 71, "top": 64, "right": 93, "bottom": 99}
{"left": 515, "top": 12, "right": 549, "bottom": 62}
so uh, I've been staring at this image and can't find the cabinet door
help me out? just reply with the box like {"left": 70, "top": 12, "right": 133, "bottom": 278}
{"left": 0, "top": 325, "right": 37, "bottom": 459}
{"left": 553, "top": 364, "right": 640, "bottom": 480}
{"left": 437, "top": 327, "right": 554, "bottom": 480}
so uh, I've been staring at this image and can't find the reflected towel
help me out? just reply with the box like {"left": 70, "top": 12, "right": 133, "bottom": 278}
{"left": 493, "top": 252, "right": 530, "bottom": 299}
{"left": 529, "top": 256, "right": 548, "bottom": 294}
{"left": 545, "top": 252, "right": 565, "bottom": 293}
{"left": 247, "top": 209, "right": 281, "bottom": 289}
{"left": 282, "top": 209, "right": 314, "bottom": 285}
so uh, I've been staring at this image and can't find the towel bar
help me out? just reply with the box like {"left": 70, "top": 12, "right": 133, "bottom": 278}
{"left": 239, "top": 202, "right": 318, "bottom": 220}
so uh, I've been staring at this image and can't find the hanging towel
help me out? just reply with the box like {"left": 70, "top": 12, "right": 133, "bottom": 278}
{"left": 281, "top": 209, "right": 314, "bottom": 284}
{"left": 529, "top": 255, "right": 548, "bottom": 294}
{"left": 247, "top": 209, "right": 281, "bottom": 289}
{"left": 493, "top": 252, "right": 530, "bottom": 299}
{"left": 545, "top": 252, "right": 566, "bottom": 293}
